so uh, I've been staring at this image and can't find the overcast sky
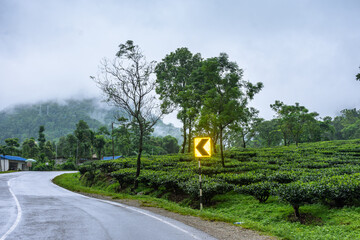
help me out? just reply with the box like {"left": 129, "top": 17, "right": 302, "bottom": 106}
{"left": 1, "top": 0, "right": 359, "bottom": 127}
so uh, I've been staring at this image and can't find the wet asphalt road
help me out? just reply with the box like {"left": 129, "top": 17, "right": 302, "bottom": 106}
{"left": 0, "top": 171, "right": 216, "bottom": 240}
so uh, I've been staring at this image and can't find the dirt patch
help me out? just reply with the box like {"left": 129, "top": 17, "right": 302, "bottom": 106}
{"left": 287, "top": 213, "right": 323, "bottom": 225}
{"left": 80, "top": 192, "right": 277, "bottom": 240}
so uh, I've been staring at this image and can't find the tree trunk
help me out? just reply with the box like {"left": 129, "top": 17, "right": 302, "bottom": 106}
{"left": 212, "top": 137, "right": 216, "bottom": 154}
{"left": 293, "top": 205, "right": 300, "bottom": 219}
{"left": 267, "top": 138, "right": 271, "bottom": 147}
{"left": 181, "top": 117, "right": 187, "bottom": 153}
{"left": 283, "top": 133, "right": 287, "bottom": 146}
{"left": 213, "top": 134, "right": 218, "bottom": 153}
{"left": 133, "top": 129, "right": 143, "bottom": 190}
{"left": 242, "top": 133, "right": 246, "bottom": 148}
{"left": 187, "top": 119, "right": 192, "bottom": 153}
{"left": 295, "top": 134, "right": 299, "bottom": 146}
{"left": 220, "top": 127, "right": 225, "bottom": 167}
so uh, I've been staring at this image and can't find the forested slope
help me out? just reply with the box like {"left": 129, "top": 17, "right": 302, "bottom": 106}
{"left": 0, "top": 98, "right": 181, "bottom": 144}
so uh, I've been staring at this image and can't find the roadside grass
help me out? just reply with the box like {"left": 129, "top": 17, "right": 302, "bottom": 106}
{"left": 0, "top": 170, "right": 17, "bottom": 174}
{"left": 54, "top": 172, "right": 360, "bottom": 240}
{"left": 208, "top": 193, "right": 360, "bottom": 240}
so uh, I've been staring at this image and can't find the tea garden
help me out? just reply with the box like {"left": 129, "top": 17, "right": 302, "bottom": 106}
{"left": 56, "top": 139, "right": 360, "bottom": 239}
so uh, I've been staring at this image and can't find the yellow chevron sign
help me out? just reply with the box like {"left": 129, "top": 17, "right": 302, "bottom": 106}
{"left": 194, "top": 137, "right": 211, "bottom": 158}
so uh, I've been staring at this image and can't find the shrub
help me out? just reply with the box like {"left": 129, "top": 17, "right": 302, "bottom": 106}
{"left": 277, "top": 181, "right": 316, "bottom": 220}
{"left": 78, "top": 165, "right": 88, "bottom": 175}
{"left": 78, "top": 161, "right": 98, "bottom": 175}
{"left": 55, "top": 160, "right": 77, "bottom": 170}
{"left": 179, "top": 177, "right": 230, "bottom": 205}
{"left": 316, "top": 173, "right": 360, "bottom": 207}
{"left": 32, "top": 162, "right": 54, "bottom": 171}
{"left": 98, "top": 161, "right": 119, "bottom": 174}
{"left": 268, "top": 171, "right": 298, "bottom": 183}
{"left": 216, "top": 172, "right": 266, "bottom": 186}
{"left": 138, "top": 170, "right": 195, "bottom": 192}
{"left": 242, "top": 181, "right": 278, "bottom": 203}
{"left": 111, "top": 168, "right": 137, "bottom": 189}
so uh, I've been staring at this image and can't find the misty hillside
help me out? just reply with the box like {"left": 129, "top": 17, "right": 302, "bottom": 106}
{"left": 0, "top": 98, "right": 182, "bottom": 144}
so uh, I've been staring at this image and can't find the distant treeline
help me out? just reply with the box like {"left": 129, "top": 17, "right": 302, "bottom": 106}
{"left": 0, "top": 98, "right": 182, "bottom": 144}
{"left": 0, "top": 120, "right": 180, "bottom": 166}
{"left": 0, "top": 99, "right": 360, "bottom": 152}
{"left": 249, "top": 107, "right": 360, "bottom": 148}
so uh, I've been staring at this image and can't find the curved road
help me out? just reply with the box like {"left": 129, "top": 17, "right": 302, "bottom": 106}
{"left": 0, "top": 172, "right": 216, "bottom": 240}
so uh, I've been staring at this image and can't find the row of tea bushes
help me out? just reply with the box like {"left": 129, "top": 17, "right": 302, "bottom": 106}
{"left": 77, "top": 139, "right": 360, "bottom": 213}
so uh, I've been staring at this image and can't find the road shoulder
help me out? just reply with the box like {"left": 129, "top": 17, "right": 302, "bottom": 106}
{"left": 77, "top": 192, "right": 277, "bottom": 240}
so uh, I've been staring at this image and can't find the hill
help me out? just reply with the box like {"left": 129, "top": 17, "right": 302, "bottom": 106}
{"left": 0, "top": 98, "right": 182, "bottom": 144}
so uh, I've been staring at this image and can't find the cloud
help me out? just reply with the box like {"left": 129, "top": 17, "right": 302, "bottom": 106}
{"left": 0, "top": 0, "right": 359, "bottom": 127}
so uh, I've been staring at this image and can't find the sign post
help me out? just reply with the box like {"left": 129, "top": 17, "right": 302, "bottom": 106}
{"left": 194, "top": 137, "right": 212, "bottom": 211}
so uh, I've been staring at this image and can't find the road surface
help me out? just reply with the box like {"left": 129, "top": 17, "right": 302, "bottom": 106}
{"left": 0, "top": 171, "right": 217, "bottom": 240}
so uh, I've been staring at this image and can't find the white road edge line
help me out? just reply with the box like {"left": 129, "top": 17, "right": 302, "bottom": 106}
{"left": 51, "top": 176, "right": 203, "bottom": 240}
{"left": 97, "top": 199, "right": 203, "bottom": 240}
{"left": 0, "top": 179, "right": 22, "bottom": 240}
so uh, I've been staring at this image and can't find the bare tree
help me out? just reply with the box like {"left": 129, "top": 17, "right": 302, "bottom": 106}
{"left": 91, "top": 40, "right": 162, "bottom": 189}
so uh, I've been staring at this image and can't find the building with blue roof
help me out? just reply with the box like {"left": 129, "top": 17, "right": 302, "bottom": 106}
{"left": 0, "top": 155, "right": 29, "bottom": 171}
{"left": 102, "top": 156, "right": 123, "bottom": 160}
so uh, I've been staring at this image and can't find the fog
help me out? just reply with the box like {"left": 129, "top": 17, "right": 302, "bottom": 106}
{"left": 1, "top": 0, "right": 360, "bottom": 127}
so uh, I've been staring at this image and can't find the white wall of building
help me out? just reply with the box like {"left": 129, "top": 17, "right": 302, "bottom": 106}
{"left": 1, "top": 159, "right": 9, "bottom": 171}
{"left": 0, "top": 160, "right": 29, "bottom": 171}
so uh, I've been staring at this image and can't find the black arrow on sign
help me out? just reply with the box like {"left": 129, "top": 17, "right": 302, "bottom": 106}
{"left": 196, "top": 139, "right": 209, "bottom": 156}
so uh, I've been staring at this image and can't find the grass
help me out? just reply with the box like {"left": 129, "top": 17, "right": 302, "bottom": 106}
{"left": 0, "top": 170, "right": 17, "bottom": 174}
{"left": 54, "top": 171, "right": 360, "bottom": 240}
{"left": 207, "top": 193, "right": 360, "bottom": 240}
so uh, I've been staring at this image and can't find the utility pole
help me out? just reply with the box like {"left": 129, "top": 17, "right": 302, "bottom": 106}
{"left": 112, "top": 122, "right": 115, "bottom": 160}
{"left": 76, "top": 140, "right": 79, "bottom": 165}
{"left": 198, "top": 158, "right": 203, "bottom": 210}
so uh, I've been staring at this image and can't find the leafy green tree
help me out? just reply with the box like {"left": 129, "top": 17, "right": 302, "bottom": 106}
{"left": 318, "top": 116, "right": 335, "bottom": 141}
{"left": 270, "top": 101, "right": 319, "bottom": 146}
{"left": 97, "top": 126, "right": 110, "bottom": 136}
{"left": 0, "top": 145, "right": 5, "bottom": 156}
{"left": 94, "top": 125, "right": 111, "bottom": 159}
{"left": 65, "top": 134, "right": 78, "bottom": 158}
{"left": 227, "top": 107, "right": 262, "bottom": 148}
{"left": 197, "top": 53, "right": 263, "bottom": 166}
{"left": 74, "top": 120, "right": 93, "bottom": 162}
{"left": 301, "top": 117, "right": 335, "bottom": 142}
{"left": 94, "top": 135, "right": 106, "bottom": 160}
{"left": 22, "top": 138, "right": 39, "bottom": 158}
{"left": 155, "top": 47, "right": 202, "bottom": 153}
{"left": 143, "top": 136, "right": 167, "bottom": 155}
{"left": 332, "top": 109, "right": 360, "bottom": 140}
{"left": 44, "top": 141, "right": 54, "bottom": 160}
{"left": 254, "top": 119, "right": 283, "bottom": 147}
{"left": 38, "top": 125, "right": 46, "bottom": 152}
{"left": 341, "top": 120, "right": 360, "bottom": 139}
{"left": 111, "top": 120, "right": 133, "bottom": 156}
{"left": 195, "top": 112, "right": 219, "bottom": 153}
{"left": 161, "top": 135, "right": 180, "bottom": 154}
{"left": 93, "top": 40, "right": 163, "bottom": 189}
{"left": 4, "top": 138, "right": 20, "bottom": 155}
{"left": 56, "top": 136, "right": 68, "bottom": 158}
